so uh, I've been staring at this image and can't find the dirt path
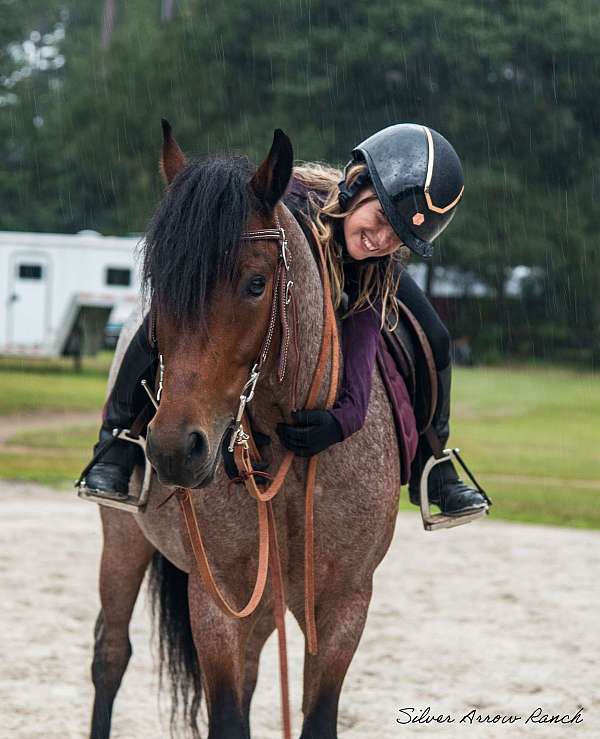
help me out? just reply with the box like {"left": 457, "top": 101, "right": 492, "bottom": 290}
{"left": 0, "top": 481, "right": 598, "bottom": 738}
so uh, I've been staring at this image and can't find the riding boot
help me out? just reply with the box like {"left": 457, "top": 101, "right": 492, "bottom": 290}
{"left": 83, "top": 318, "right": 157, "bottom": 499}
{"left": 408, "top": 365, "right": 489, "bottom": 516}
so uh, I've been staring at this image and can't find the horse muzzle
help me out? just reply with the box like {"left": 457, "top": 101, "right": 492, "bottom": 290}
{"left": 146, "top": 425, "right": 219, "bottom": 489}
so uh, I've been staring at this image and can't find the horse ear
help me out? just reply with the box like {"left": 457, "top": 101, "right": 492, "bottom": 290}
{"left": 159, "top": 118, "right": 187, "bottom": 185}
{"left": 249, "top": 129, "right": 293, "bottom": 211}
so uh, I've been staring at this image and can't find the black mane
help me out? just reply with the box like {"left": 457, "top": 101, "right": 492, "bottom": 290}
{"left": 142, "top": 155, "right": 256, "bottom": 332}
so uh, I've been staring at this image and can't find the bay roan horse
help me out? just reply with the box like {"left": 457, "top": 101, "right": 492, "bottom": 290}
{"left": 90, "top": 123, "right": 402, "bottom": 739}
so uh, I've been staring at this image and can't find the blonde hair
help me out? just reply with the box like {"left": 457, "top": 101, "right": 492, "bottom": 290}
{"left": 292, "top": 161, "right": 408, "bottom": 331}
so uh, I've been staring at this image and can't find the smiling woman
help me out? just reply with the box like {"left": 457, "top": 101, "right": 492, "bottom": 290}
{"left": 342, "top": 187, "right": 404, "bottom": 260}
{"left": 280, "top": 123, "right": 488, "bottom": 519}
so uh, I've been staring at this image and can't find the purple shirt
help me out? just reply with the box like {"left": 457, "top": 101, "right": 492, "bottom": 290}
{"left": 329, "top": 294, "right": 382, "bottom": 439}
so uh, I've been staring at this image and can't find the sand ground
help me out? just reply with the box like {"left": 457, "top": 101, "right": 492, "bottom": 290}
{"left": 0, "top": 480, "right": 598, "bottom": 739}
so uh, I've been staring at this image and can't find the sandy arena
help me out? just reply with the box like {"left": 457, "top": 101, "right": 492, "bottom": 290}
{"left": 0, "top": 480, "right": 598, "bottom": 738}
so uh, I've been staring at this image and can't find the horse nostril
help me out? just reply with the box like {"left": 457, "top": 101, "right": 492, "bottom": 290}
{"left": 186, "top": 431, "right": 206, "bottom": 461}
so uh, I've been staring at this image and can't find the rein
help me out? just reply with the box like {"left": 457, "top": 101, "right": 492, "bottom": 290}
{"left": 155, "top": 210, "right": 340, "bottom": 739}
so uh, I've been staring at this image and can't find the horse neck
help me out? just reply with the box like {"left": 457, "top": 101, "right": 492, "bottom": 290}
{"left": 254, "top": 205, "right": 339, "bottom": 423}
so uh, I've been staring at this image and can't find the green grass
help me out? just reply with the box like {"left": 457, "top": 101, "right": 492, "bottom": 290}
{"left": 0, "top": 425, "right": 99, "bottom": 487}
{"left": 0, "top": 354, "right": 110, "bottom": 486}
{"left": 428, "top": 364, "right": 600, "bottom": 529}
{"left": 7, "top": 425, "right": 99, "bottom": 450}
{"left": 452, "top": 365, "right": 600, "bottom": 482}
{"left": 0, "top": 450, "right": 88, "bottom": 486}
{"left": 0, "top": 360, "right": 599, "bottom": 529}
{"left": 0, "top": 353, "right": 112, "bottom": 415}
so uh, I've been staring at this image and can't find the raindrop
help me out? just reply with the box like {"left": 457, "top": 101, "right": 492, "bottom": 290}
{"left": 503, "top": 64, "right": 514, "bottom": 81}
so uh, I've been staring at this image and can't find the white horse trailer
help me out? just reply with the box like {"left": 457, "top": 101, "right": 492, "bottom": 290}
{"left": 0, "top": 231, "right": 141, "bottom": 358}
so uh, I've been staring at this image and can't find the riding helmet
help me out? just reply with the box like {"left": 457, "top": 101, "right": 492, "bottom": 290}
{"left": 338, "top": 123, "right": 464, "bottom": 259}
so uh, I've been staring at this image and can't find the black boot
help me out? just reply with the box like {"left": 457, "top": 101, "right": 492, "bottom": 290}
{"left": 79, "top": 318, "right": 157, "bottom": 500}
{"left": 408, "top": 365, "right": 489, "bottom": 516}
{"left": 84, "top": 428, "right": 144, "bottom": 498}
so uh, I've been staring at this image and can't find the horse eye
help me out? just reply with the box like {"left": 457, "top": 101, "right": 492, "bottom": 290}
{"left": 247, "top": 276, "right": 266, "bottom": 297}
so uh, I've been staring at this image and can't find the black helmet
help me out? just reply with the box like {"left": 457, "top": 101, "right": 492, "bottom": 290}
{"left": 338, "top": 123, "right": 464, "bottom": 258}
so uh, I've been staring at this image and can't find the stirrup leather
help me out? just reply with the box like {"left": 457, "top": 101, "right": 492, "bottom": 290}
{"left": 77, "top": 429, "right": 153, "bottom": 512}
{"left": 419, "top": 448, "right": 491, "bottom": 531}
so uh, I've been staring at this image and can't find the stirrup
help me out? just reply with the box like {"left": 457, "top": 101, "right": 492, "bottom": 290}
{"left": 419, "top": 448, "right": 491, "bottom": 531}
{"left": 77, "top": 429, "right": 153, "bottom": 512}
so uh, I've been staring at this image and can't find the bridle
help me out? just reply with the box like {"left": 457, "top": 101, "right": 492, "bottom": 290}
{"left": 147, "top": 212, "right": 297, "bottom": 425}
{"left": 147, "top": 206, "right": 340, "bottom": 739}
{"left": 228, "top": 214, "right": 296, "bottom": 451}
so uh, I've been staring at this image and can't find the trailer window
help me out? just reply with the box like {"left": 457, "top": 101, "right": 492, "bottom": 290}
{"left": 105, "top": 267, "right": 132, "bottom": 287}
{"left": 18, "top": 264, "right": 43, "bottom": 280}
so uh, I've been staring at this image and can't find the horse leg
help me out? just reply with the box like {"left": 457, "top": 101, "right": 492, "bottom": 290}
{"left": 90, "top": 508, "right": 155, "bottom": 739}
{"left": 187, "top": 572, "right": 253, "bottom": 739}
{"left": 240, "top": 613, "right": 276, "bottom": 735}
{"left": 297, "top": 585, "right": 373, "bottom": 739}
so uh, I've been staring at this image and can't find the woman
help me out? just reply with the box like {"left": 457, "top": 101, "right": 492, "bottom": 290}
{"left": 81, "top": 123, "right": 487, "bottom": 517}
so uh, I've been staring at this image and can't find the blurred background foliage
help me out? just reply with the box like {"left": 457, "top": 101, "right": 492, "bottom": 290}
{"left": 2, "top": 0, "right": 600, "bottom": 363}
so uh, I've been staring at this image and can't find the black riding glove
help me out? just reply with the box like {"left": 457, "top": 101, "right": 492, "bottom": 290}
{"left": 221, "top": 427, "right": 272, "bottom": 486}
{"left": 275, "top": 409, "right": 344, "bottom": 457}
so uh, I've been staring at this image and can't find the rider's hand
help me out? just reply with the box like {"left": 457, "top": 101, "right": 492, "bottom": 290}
{"left": 275, "top": 409, "right": 343, "bottom": 457}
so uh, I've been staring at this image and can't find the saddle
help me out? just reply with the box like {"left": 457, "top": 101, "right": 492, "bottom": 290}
{"left": 381, "top": 301, "right": 438, "bottom": 435}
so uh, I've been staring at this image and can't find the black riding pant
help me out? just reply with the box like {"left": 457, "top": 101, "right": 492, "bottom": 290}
{"left": 103, "top": 314, "right": 157, "bottom": 429}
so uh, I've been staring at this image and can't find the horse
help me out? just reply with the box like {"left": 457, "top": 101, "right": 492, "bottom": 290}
{"left": 88, "top": 123, "right": 403, "bottom": 739}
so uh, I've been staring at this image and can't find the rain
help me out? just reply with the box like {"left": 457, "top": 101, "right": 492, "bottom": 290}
{"left": 0, "top": 2, "right": 598, "bottom": 737}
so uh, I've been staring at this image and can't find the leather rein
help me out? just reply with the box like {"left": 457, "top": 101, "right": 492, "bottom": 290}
{"left": 154, "top": 210, "right": 340, "bottom": 739}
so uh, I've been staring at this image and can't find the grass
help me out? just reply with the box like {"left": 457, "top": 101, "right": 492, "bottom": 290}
{"left": 403, "top": 364, "right": 600, "bottom": 529}
{"left": 7, "top": 425, "right": 99, "bottom": 450}
{"left": 0, "top": 449, "right": 91, "bottom": 486}
{"left": 0, "top": 353, "right": 112, "bottom": 415}
{"left": 0, "top": 425, "right": 100, "bottom": 487}
{"left": 0, "top": 354, "right": 110, "bottom": 485}
{"left": 0, "top": 357, "right": 599, "bottom": 529}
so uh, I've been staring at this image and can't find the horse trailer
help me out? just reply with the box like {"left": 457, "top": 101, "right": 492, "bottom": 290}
{"left": 0, "top": 230, "right": 141, "bottom": 358}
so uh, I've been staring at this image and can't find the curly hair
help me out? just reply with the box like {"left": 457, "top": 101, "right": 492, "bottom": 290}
{"left": 292, "top": 161, "right": 409, "bottom": 331}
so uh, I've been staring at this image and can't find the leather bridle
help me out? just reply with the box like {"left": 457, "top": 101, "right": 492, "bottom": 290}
{"left": 228, "top": 215, "right": 296, "bottom": 451}
{"left": 152, "top": 208, "right": 340, "bottom": 739}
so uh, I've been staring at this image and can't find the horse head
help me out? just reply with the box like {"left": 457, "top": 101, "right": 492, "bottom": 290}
{"left": 144, "top": 122, "right": 311, "bottom": 489}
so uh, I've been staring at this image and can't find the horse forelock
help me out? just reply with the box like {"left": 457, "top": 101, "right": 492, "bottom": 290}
{"left": 142, "top": 155, "right": 257, "bottom": 333}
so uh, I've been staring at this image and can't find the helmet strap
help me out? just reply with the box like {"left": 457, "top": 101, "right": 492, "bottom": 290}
{"left": 338, "top": 167, "right": 372, "bottom": 211}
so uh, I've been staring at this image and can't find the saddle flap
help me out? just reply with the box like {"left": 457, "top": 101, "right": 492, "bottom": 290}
{"left": 383, "top": 301, "right": 438, "bottom": 434}
{"left": 382, "top": 320, "right": 416, "bottom": 403}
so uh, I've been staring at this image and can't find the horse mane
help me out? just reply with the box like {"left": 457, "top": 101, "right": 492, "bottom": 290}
{"left": 142, "top": 155, "right": 257, "bottom": 333}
